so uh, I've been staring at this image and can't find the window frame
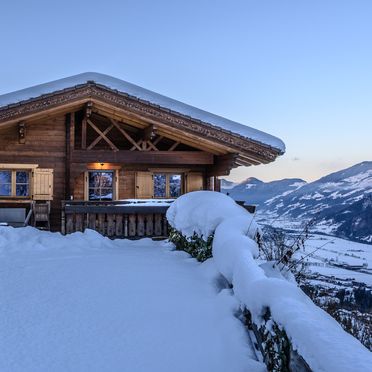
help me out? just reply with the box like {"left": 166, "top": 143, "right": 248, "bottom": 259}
{"left": 153, "top": 172, "right": 183, "bottom": 199}
{"left": 0, "top": 169, "right": 31, "bottom": 199}
{"left": 85, "top": 169, "right": 118, "bottom": 201}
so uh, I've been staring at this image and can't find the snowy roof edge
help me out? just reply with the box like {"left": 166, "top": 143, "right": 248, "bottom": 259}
{"left": 0, "top": 72, "right": 285, "bottom": 153}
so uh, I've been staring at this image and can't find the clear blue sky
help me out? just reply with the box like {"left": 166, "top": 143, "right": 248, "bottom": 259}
{"left": 1, "top": 0, "right": 371, "bottom": 182}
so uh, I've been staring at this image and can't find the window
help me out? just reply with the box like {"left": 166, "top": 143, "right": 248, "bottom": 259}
{"left": 0, "top": 170, "right": 30, "bottom": 197}
{"left": 153, "top": 173, "right": 182, "bottom": 198}
{"left": 88, "top": 171, "right": 114, "bottom": 201}
{"left": 154, "top": 174, "right": 166, "bottom": 198}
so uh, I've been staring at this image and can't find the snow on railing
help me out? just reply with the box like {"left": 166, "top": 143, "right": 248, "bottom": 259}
{"left": 167, "top": 191, "right": 372, "bottom": 372}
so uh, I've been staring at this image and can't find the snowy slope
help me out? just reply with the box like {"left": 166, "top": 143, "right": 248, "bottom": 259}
{"left": 0, "top": 227, "right": 264, "bottom": 372}
{"left": 0, "top": 72, "right": 285, "bottom": 153}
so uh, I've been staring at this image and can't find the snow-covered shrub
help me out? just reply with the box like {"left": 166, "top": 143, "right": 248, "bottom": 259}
{"left": 167, "top": 191, "right": 259, "bottom": 262}
{"left": 168, "top": 227, "right": 213, "bottom": 262}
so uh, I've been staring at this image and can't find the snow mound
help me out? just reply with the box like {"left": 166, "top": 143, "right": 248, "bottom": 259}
{"left": 167, "top": 191, "right": 372, "bottom": 371}
{"left": 166, "top": 191, "right": 259, "bottom": 240}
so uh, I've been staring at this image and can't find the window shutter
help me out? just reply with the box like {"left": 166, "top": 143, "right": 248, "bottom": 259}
{"left": 186, "top": 172, "right": 204, "bottom": 192}
{"left": 32, "top": 168, "right": 54, "bottom": 200}
{"left": 135, "top": 172, "right": 153, "bottom": 198}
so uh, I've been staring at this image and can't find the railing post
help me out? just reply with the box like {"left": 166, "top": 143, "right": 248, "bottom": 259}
{"left": 61, "top": 201, "right": 66, "bottom": 235}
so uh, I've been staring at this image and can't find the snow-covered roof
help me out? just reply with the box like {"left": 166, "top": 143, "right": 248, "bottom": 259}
{"left": 0, "top": 72, "right": 285, "bottom": 153}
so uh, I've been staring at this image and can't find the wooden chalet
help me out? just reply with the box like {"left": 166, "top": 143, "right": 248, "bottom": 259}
{"left": 0, "top": 73, "right": 285, "bottom": 237}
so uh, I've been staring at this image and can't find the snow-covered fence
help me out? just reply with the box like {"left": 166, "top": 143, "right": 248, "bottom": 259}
{"left": 166, "top": 191, "right": 372, "bottom": 372}
{"left": 62, "top": 200, "right": 170, "bottom": 238}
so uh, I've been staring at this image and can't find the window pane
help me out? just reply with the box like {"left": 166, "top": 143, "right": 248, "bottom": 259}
{"left": 154, "top": 174, "right": 166, "bottom": 197}
{"left": 16, "top": 184, "right": 29, "bottom": 197}
{"left": 0, "top": 184, "right": 11, "bottom": 196}
{"left": 169, "top": 175, "right": 182, "bottom": 197}
{"left": 88, "top": 171, "right": 114, "bottom": 201}
{"left": 100, "top": 188, "right": 113, "bottom": 200}
{"left": 0, "top": 171, "right": 11, "bottom": 184}
{"left": 16, "top": 171, "right": 29, "bottom": 184}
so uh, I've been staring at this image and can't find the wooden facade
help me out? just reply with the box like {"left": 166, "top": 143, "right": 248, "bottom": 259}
{"left": 0, "top": 74, "right": 284, "bottom": 234}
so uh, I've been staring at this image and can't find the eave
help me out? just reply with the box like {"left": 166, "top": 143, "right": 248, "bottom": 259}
{"left": 0, "top": 82, "right": 284, "bottom": 168}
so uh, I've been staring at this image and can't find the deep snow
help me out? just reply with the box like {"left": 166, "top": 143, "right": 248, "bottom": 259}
{"left": 167, "top": 191, "right": 372, "bottom": 372}
{"left": 0, "top": 227, "right": 264, "bottom": 372}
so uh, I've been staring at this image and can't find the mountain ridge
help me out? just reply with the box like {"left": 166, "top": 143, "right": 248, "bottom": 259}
{"left": 222, "top": 161, "right": 372, "bottom": 243}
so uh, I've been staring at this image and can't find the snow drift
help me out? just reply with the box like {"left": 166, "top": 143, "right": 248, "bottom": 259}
{"left": 167, "top": 191, "right": 372, "bottom": 371}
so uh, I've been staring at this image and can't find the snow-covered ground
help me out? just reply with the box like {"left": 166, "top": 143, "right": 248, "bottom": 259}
{"left": 297, "top": 234, "right": 372, "bottom": 287}
{"left": 0, "top": 227, "right": 264, "bottom": 372}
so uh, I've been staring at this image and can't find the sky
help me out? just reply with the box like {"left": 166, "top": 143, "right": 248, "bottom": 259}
{"left": 0, "top": 0, "right": 371, "bottom": 182}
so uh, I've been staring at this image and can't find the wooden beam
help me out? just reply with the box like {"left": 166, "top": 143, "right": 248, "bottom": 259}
{"left": 110, "top": 119, "right": 142, "bottom": 151}
{"left": 71, "top": 150, "right": 214, "bottom": 165}
{"left": 143, "top": 124, "right": 157, "bottom": 141}
{"left": 146, "top": 141, "right": 158, "bottom": 151}
{"left": 82, "top": 117, "right": 87, "bottom": 149}
{"left": 87, "top": 124, "right": 114, "bottom": 150}
{"left": 168, "top": 141, "right": 180, "bottom": 151}
{"left": 87, "top": 119, "right": 119, "bottom": 151}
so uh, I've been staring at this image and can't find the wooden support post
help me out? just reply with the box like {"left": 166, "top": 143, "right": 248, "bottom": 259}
{"left": 137, "top": 214, "right": 145, "bottom": 236}
{"left": 107, "top": 214, "right": 115, "bottom": 237}
{"left": 154, "top": 214, "right": 162, "bottom": 236}
{"left": 82, "top": 117, "right": 87, "bottom": 149}
{"left": 88, "top": 213, "right": 96, "bottom": 230}
{"left": 145, "top": 214, "right": 153, "bottom": 236}
{"left": 116, "top": 214, "right": 123, "bottom": 236}
{"left": 128, "top": 214, "right": 136, "bottom": 236}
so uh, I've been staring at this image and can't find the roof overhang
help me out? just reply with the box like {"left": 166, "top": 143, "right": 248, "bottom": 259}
{"left": 0, "top": 74, "right": 285, "bottom": 167}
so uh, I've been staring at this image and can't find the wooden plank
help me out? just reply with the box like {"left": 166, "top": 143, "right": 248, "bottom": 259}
{"left": 71, "top": 150, "right": 214, "bottom": 165}
{"left": 87, "top": 119, "right": 119, "bottom": 151}
{"left": 137, "top": 214, "right": 145, "bottom": 236}
{"left": 66, "top": 214, "right": 74, "bottom": 233}
{"left": 88, "top": 213, "right": 96, "bottom": 230}
{"left": 97, "top": 213, "right": 105, "bottom": 235}
{"left": 128, "top": 214, "right": 136, "bottom": 236}
{"left": 145, "top": 214, "right": 153, "bottom": 236}
{"left": 124, "top": 215, "right": 129, "bottom": 237}
{"left": 115, "top": 214, "right": 123, "bottom": 236}
{"left": 107, "top": 214, "right": 115, "bottom": 237}
{"left": 75, "top": 213, "right": 83, "bottom": 232}
{"left": 168, "top": 141, "right": 179, "bottom": 151}
{"left": 154, "top": 214, "right": 162, "bottom": 236}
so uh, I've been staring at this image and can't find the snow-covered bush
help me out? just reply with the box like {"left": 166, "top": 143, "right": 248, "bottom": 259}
{"left": 168, "top": 227, "right": 213, "bottom": 262}
{"left": 167, "top": 191, "right": 259, "bottom": 262}
{"left": 167, "top": 191, "right": 372, "bottom": 372}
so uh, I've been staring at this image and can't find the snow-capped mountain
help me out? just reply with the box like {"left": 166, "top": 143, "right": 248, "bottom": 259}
{"left": 222, "top": 161, "right": 372, "bottom": 243}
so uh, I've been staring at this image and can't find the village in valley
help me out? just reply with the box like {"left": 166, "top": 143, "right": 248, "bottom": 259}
{"left": 0, "top": 1, "right": 371, "bottom": 372}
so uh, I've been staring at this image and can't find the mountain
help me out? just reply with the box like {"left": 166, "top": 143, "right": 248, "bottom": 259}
{"left": 222, "top": 161, "right": 372, "bottom": 243}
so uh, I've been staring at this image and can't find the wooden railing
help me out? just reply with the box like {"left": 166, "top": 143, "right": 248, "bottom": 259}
{"left": 61, "top": 200, "right": 171, "bottom": 238}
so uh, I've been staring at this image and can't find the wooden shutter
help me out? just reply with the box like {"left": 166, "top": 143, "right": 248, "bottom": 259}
{"left": 32, "top": 168, "right": 54, "bottom": 200}
{"left": 135, "top": 172, "right": 153, "bottom": 198}
{"left": 186, "top": 172, "right": 204, "bottom": 192}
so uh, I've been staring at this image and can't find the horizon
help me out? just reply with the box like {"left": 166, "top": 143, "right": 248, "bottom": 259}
{"left": 1, "top": 0, "right": 371, "bottom": 182}
{"left": 224, "top": 160, "right": 371, "bottom": 184}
